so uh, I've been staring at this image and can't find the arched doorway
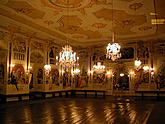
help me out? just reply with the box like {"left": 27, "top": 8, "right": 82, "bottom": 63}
{"left": 113, "top": 63, "right": 129, "bottom": 91}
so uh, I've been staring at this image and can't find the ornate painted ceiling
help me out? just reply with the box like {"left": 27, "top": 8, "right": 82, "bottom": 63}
{"left": 0, "top": 0, "right": 165, "bottom": 47}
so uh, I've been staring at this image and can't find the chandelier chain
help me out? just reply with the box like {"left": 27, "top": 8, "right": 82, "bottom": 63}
{"left": 57, "top": 0, "right": 79, "bottom": 68}
{"left": 106, "top": 0, "right": 121, "bottom": 61}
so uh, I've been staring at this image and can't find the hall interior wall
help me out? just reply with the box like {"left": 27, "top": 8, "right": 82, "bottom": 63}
{"left": 0, "top": 31, "right": 165, "bottom": 96}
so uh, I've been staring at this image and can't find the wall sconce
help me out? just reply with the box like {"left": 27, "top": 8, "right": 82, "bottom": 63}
{"left": 134, "top": 59, "right": 142, "bottom": 71}
{"left": 106, "top": 71, "right": 111, "bottom": 75}
{"left": 129, "top": 70, "right": 135, "bottom": 75}
{"left": 143, "top": 65, "right": 150, "bottom": 71}
{"left": 73, "top": 68, "right": 80, "bottom": 75}
{"left": 88, "top": 70, "right": 93, "bottom": 74}
{"left": 106, "top": 70, "right": 112, "bottom": 78}
{"left": 93, "top": 62, "right": 105, "bottom": 74}
{"left": 44, "top": 64, "right": 51, "bottom": 77}
{"left": 10, "top": 64, "right": 15, "bottom": 68}
{"left": 120, "top": 73, "right": 124, "bottom": 77}
{"left": 150, "top": 67, "right": 155, "bottom": 75}
{"left": 28, "top": 66, "right": 32, "bottom": 70}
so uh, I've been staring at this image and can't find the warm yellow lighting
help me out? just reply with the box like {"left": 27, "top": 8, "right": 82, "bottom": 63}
{"left": 120, "top": 73, "right": 124, "bottom": 77}
{"left": 106, "top": 71, "right": 111, "bottom": 75}
{"left": 58, "top": 45, "right": 78, "bottom": 68}
{"left": 28, "top": 66, "right": 32, "bottom": 70}
{"left": 73, "top": 69, "right": 80, "bottom": 75}
{"left": 44, "top": 64, "right": 51, "bottom": 71}
{"left": 61, "top": 70, "right": 65, "bottom": 74}
{"left": 143, "top": 65, "right": 149, "bottom": 71}
{"left": 106, "top": 43, "right": 121, "bottom": 61}
{"left": 151, "top": 19, "right": 165, "bottom": 25}
{"left": 151, "top": 71, "right": 154, "bottom": 75}
{"left": 134, "top": 59, "right": 142, "bottom": 67}
{"left": 150, "top": 12, "right": 158, "bottom": 16}
{"left": 10, "top": 64, "right": 15, "bottom": 67}
{"left": 150, "top": 67, "right": 155, "bottom": 75}
{"left": 93, "top": 62, "right": 105, "bottom": 73}
{"left": 150, "top": 67, "right": 155, "bottom": 71}
{"left": 106, "top": 71, "right": 112, "bottom": 78}
{"left": 130, "top": 71, "right": 135, "bottom": 75}
{"left": 44, "top": 64, "right": 51, "bottom": 76}
{"left": 88, "top": 70, "right": 93, "bottom": 74}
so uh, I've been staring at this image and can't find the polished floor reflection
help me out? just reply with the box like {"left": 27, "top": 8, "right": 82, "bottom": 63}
{"left": 0, "top": 97, "right": 164, "bottom": 124}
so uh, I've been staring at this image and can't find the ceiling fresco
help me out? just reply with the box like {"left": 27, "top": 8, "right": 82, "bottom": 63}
{"left": 0, "top": 0, "right": 165, "bottom": 47}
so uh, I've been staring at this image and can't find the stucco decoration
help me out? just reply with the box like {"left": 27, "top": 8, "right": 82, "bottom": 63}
{"left": 6, "top": 1, "right": 45, "bottom": 19}
{"left": 0, "top": 0, "right": 158, "bottom": 46}
{"left": 30, "top": 52, "right": 44, "bottom": 64}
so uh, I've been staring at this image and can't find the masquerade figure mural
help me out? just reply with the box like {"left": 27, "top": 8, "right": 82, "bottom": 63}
{"left": 51, "top": 68, "right": 59, "bottom": 85}
{"left": 37, "top": 68, "right": 43, "bottom": 84}
{"left": 10, "top": 64, "right": 25, "bottom": 90}
{"left": 0, "top": 64, "right": 4, "bottom": 83}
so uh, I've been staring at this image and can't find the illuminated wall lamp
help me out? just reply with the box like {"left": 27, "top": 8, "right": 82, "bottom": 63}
{"left": 106, "top": 71, "right": 112, "bottom": 78}
{"left": 120, "top": 73, "right": 124, "bottom": 77}
{"left": 134, "top": 59, "right": 142, "bottom": 67}
{"left": 143, "top": 66, "right": 150, "bottom": 71}
{"left": 130, "top": 71, "right": 135, "bottom": 75}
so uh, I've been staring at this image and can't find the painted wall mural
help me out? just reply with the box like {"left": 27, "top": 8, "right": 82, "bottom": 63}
{"left": 92, "top": 47, "right": 106, "bottom": 62}
{"left": 120, "top": 47, "right": 134, "bottom": 60}
{"left": 154, "top": 41, "right": 165, "bottom": 57}
{"left": 13, "top": 36, "right": 26, "bottom": 61}
{"left": 157, "top": 64, "right": 165, "bottom": 89}
{"left": 0, "top": 64, "right": 4, "bottom": 83}
{"left": 11, "top": 64, "right": 25, "bottom": 84}
{"left": 62, "top": 71, "right": 71, "bottom": 87}
{"left": 49, "top": 46, "right": 59, "bottom": 64}
{"left": 0, "top": 49, "right": 7, "bottom": 83}
{"left": 30, "top": 52, "right": 44, "bottom": 63}
{"left": 93, "top": 72, "right": 106, "bottom": 84}
{"left": 30, "top": 41, "right": 44, "bottom": 53}
{"left": 51, "top": 68, "right": 59, "bottom": 85}
{"left": 37, "top": 68, "right": 43, "bottom": 84}
{"left": 137, "top": 41, "right": 149, "bottom": 59}
{"left": 0, "top": 49, "right": 7, "bottom": 62}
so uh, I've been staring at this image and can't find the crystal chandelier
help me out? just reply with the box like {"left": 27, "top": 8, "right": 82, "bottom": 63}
{"left": 106, "top": 42, "right": 121, "bottom": 61}
{"left": 73, "top": 68, "right": 80, "bottom": 75}
{"left": 57, "top": 0, "right": 79, "bottom": 68}
{"left": 106, "top": 0, "right": 121, "bottom": 61}
{"left": 44, "top": 64, "right": 51, "bottom": 76}
{"left": 93, "top": 62, "right": 105, "bottom": 74}
{"left": 134, "top": 59, "right": 142, "bottom": 67}
{"left": 58, "top": 45, "right": 79, "bottom": 68}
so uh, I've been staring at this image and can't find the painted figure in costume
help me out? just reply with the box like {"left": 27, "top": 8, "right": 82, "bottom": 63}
{"left": 37, "top": 69, "right": 43, "bottom": 84}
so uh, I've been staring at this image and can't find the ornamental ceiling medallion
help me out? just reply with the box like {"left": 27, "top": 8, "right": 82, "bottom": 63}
{"left": 129, "top": 2, "right": 143, "bottom": 11}
{"left": 92, "top": 23, "right": 107, "bottom": 29}
{"left": 138, "top": 26, "right": 153, "bottom": 31}
{"left": 41, "top": 0, "right": 109, "bottom": 13}
{"left": 48, "top": 0, "right": 87, "bottom": 9}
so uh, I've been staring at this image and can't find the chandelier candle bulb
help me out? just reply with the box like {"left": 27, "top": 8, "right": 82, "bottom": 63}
{"left": 93, "top": 62, "right": 105, "bottom": 74}
{"left": 58, "top": 45, "right": 78, "bottom": 68}
{"left": 135, "top": 59, "right": 142, "bottom": 67}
